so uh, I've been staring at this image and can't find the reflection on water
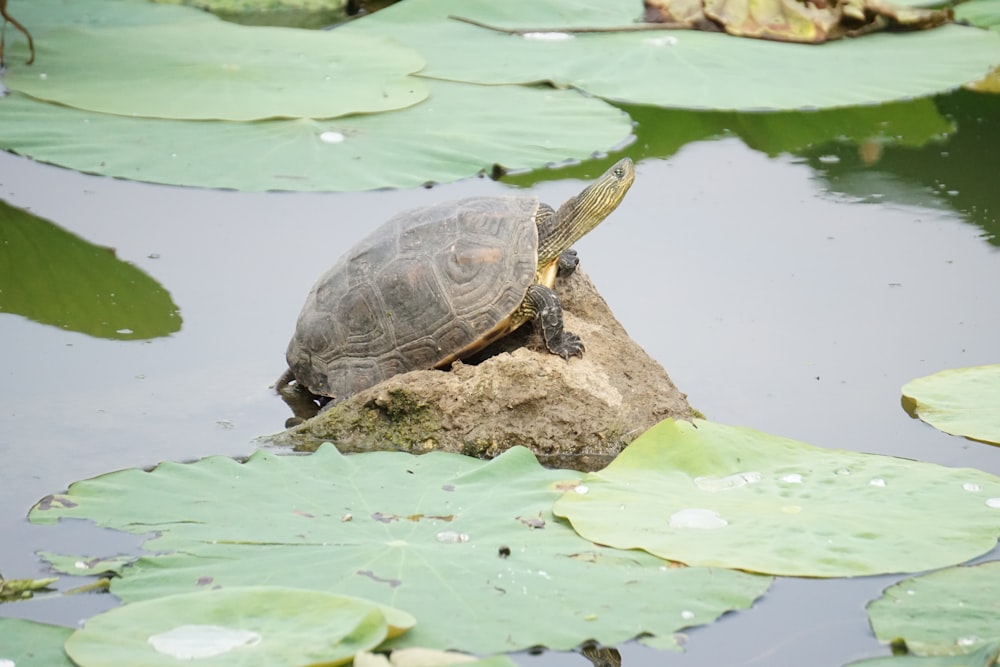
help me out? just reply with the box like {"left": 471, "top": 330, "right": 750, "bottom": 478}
{"left": 802, "top": 90, "right": 1000, "bottom": 244}
{"left": 506, "top": 88, "right": 998, "bottom": 245}
{"left": 0, "top": 199, "right": 181, "bottom": 339}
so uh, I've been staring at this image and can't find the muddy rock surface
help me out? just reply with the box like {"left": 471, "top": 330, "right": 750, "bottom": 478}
{"left": 266, "top": 270, "right": 694, "bottom": 471}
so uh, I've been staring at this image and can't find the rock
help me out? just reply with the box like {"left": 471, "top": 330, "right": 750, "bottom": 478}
{"left": 265, "top": 269, "right": 695, "bottom": 471}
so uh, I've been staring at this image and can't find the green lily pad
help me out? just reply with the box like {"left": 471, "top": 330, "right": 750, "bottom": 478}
{"left": 156, "top": 0, "right": 349, "bottom": 29}
{"left": 0, "top": 200, "right": 182, "bottom": 340}
{"left": 0, "top": 618, "right": 75, "bottom": 667}
{"left": 342, "top": 0, "right": 1000, "bottom": 111}
{"left": 0, "top": 78, "right": 630, "bottom": 191}
{"left": 957, "top": 0, "right": 1000, "bottom": 33}
{"left": 868, "top": 562, "right": 1000, "bottom": 656}
{"left": 902, "top": 365, "right": 1000, "bottom": 445}
{"left": 845, "top": 643, "right": 1000, "bottom": 667}
{"left": 2, "top": 18, "right": 426, "bottom": 120}
{"left": 552, "top": 419, "right": 1000, "bottom": 577}
{"left": 30, "top": 445, "right": 771, "bottom": 653}
{"left": 355, "top": 648, "right": 518, "bottom": 667}
{"left": 64, "top": 586, "right": 405, "bottom": 667}
{"left": 2, "top": 0, "right": 220, "bottom": 33}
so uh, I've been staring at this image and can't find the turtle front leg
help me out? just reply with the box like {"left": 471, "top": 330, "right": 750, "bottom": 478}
{"left": 522, "top": 283, "right": 584, "bottom": 359}
{"left": 557, "top": 249, "right": 579, "bottom": 277}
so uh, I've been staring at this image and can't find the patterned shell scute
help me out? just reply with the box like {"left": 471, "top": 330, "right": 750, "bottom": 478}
{"left": 288, "top": 195, "right": 541, "bottom": 400}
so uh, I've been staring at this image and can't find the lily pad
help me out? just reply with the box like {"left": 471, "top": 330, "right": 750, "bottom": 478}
{"left": 845, "top": 643, "right": 1000, "bottom": 667}
{"left": 30, "top": 445, "right": 771, "bottom": 653}
{"left": 0, "top": 618, "right": 74, "bottom": 667}
{"left": 342, "top": 0, "right": 1000, "bottom": 111}
{"left": 902, "top": 365, "right": 1000, "bottom": 445}
{"left": 0, "top": 200, "right": 182, "bottom": 340}
{"left": 0, "top": 79, "right": 631, "bottom": 191}
{"left": 64, "top": 586, "right": 406, "bottom": 667}
{"left": 355, "top": 648, "right": 518, "bottom": 667}
{"left": 957, "top": 0, "right": 1000, "bottom": 33}
{"left": 2, "top": 0, "right": 222, "bottom": 30}
{"left": 552, "top": 419, "right": 1000, "bottom": 577}
{"left": 156, "top": 0, "right": 350, "bottom": 29}
{"left": 867, "top": 562, "right": 1000, "bottom": 655}
{"left": 2, "top": 18, "right": 426, "bottom": 120}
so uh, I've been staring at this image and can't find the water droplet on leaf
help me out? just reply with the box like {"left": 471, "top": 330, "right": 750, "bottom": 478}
{"left": 694, "top": 472, "right": 762, "bottom": 492}
{"left": 669, "top": 508, "right": 727, "bottom": 529}
{"left": 147, "top": 625, "right": 261, "bottom": 659}
{"left": 436, "top": 531, "right": 470, "bottom": 543}
{"left": 320, "top": 131, "right": 346, "bottom": 144}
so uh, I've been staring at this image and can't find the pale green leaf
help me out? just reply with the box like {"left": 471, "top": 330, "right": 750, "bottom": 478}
{"left": 3, "top": 19, "right": 426, "bottom": 120}
{"left": 868, "top": 563, "right": 1000, "bottom": 656}
{"left": 64, "top": 586, "right": 401, "bottom": 667}
{"left": 0, "top": 618, "right": 74, "bottom": 667}
{"left": 552, "top": 419, "right": 1000, "bottom": 577}
{"left": 902, "top": 365, "right": 1000, "bottom": 445}
{"left": 4, "top": 0, "right": 221, "bottom": 31}
{"left": 342, "top": 0, "right": 1000, "bottom": 111}
{"left": 30, "top": 445, "right": 770, "bottom": 653}
{"left": 957, "top": 0, "right": 1000, "bottom": 33}
{"left": 0, "top": 79, "right": 631, "bottom": 191}
{"left": 355, "top": 648, "right": 519, "bottom": 667}
{"left": 845, "top": 643, "right": 1000, "bottom": 667}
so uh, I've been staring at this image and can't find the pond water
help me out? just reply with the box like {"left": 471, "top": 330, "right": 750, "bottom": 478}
{"left": 1, "top": 87, "right": 999, "bottom": 666}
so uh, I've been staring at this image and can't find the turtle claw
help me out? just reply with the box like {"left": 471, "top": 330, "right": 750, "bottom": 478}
{"left": 554, "top": 332, "right": 585, "bottom": 359}
{"left": 557, "top": 249, "right": 579, "bottom": 277}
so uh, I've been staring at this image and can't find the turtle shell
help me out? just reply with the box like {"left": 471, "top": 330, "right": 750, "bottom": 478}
{"left": 287, "top": 195, "right": 541, "bottom": 401}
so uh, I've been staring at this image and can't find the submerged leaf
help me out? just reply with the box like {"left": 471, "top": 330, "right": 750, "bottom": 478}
{"left": 30, "top": 445, "right": 770, "bottom": 653}
{"left": 553, "top": 419, "right": 1000, "bottom": 577}
{"left": 867, "top": 562, "right": 1000, "bottom": 656}
{"left": 0, "top": 576, "right": 58, "bottom": 601}
{"left": 0, "top": 200, "right": 182, "bottom": 340}
{"left": 902, "top": 365, "right": 1000, "bottom": 445}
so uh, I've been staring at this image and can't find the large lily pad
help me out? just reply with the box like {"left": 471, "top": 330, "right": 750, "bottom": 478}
{"left": 902, "top": 365, "right": 1000, "bottom": 445}
{"left": 342, "top": 0, "right": 1000, "bottom": 110}
{"left": 0, "top": 618, "right": 74, "bottom": 667}
{"left": 552, "top": 419, "right": 1000, "bottom": 577}
{"left": 867, "top": 562, "right": 1000, "bottom": 656}
{"left": 3, "top": 0, "right": 221, "bottom": 30}
{"left": 2, "top": 15, "right": 426, "bottom": 120}
{"left": 0, "top": 200, "right": 182, "bottom": 340}
{"left": 0, "top": 79, "right": 631, "bottom": 191}
{"left": 29, "top": 445, "right": 771, "bottom": 653}
{"left": 64, "top": 586, "right": 406, "bottom": 667}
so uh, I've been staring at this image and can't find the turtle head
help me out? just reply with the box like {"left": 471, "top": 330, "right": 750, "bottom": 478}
{"left": 539, "top": 157, "right": 635, "bottom": 266}
{"left": 577, "top": 157, "right": 635, "bottom": 221}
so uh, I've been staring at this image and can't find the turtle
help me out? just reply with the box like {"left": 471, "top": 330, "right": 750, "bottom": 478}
{"left": 276, "top": 157, "right": 635, "bottom": 417}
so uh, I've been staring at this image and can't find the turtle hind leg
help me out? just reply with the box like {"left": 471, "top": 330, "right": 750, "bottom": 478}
{"left": 522, "top": 283, "right": 584, "bottom": 359}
